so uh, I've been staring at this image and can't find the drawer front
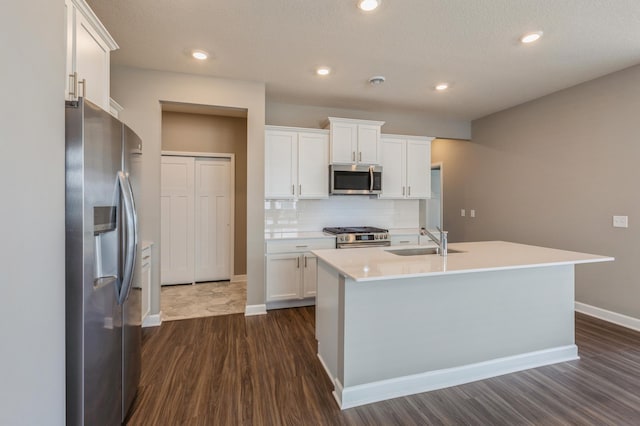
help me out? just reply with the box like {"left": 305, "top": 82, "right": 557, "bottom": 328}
{"left": 266, "top": 238, "right": 336, "bottom": 254}
{"left": 390, "top": 235, "right": 419, "bottom": 246}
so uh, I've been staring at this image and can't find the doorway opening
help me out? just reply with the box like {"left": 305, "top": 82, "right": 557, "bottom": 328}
{"left": 159, "top": 102, "right": 248, "bottom": 321}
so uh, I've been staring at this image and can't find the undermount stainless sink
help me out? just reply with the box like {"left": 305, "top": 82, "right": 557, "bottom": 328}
{"left": 386, "top": 247, "right": 464, "bottom": 256}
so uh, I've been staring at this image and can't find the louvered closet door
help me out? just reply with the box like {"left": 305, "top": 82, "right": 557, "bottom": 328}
{"left": 160, "top": 156, "right": 195, "bottom": 285}
{"left": 195, "top": 158, "right": 231, "bottom": 282}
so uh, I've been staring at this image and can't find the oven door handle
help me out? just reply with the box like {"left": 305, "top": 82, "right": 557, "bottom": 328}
{"left": 338, "top": 242, "right": 390, "bottom": 249}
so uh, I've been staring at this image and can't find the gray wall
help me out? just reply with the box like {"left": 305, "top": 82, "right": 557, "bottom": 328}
{"left": 162, "top": 111, "right": 248, "bottom": 275}
{"left": 267, "top": 101, "right": 471, "bottom": 140}
{"left": 432, "top": 64, "right": 640, "bottom": 319}
{"left": 0, "top": 1, "right": 66, "bottom": 424}
{"left": 110, "top": 66, "right": 265, "bottom": 314}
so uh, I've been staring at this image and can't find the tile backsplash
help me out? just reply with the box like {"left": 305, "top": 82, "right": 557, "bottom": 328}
{"left": 265, "top": 197, "right": 419, "bottom": 232}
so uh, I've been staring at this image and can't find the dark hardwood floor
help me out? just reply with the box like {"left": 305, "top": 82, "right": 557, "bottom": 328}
{"left": 126, "top": 309, "right": 640, "bottom": 425}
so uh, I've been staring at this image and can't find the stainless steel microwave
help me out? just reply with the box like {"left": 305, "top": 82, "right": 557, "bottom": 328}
{"left": 330, "top": 165, "right": 382, "bottom": 195}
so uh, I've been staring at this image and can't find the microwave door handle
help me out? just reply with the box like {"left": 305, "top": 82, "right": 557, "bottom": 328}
{"left": 369, "top": 167, "right": 374, "bottom": 191}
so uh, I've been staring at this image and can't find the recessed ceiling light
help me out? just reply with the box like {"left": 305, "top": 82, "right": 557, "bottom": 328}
{"left": 520, "top": 31, "right": 543, "bottom": 44}
{"left": 192, "top": 50, "right": 208, "bottom": 60}
{"left": 316, "top": 67, "right": 331, "bottom": 76}
{"left": 435, "top": 83, "right": 449, "bottom": 91}
{"left": 358, "top": 0, "right": 381, "bottom": 12}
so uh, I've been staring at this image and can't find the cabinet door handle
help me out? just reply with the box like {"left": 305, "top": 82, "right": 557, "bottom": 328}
{"left": 402, "top": 186, "right": 405, "bottom": 196}
{"left": 304, "top": 256, "right": 308, "bottom": 268}
{"left": 297, "top": 257, "right": 300, "bottom": 268}
{"left": 400, "top": 240, "right": 410, "bottom": 244}
{"left": 295, "top": 245, "right": 308, "bottom": 248}
{"left": 79, "top": 78, "right": 86, "bottom": 98}
{"left": 408, "top": 186, "right": 411, "bottom": 196}
{"left": 352, "top": 151, "right": 356, "bottom": 162}
{"left": 359, "top": 152, "right": 362, "bottom": 162}
{"left": 68, "top": 72, "right": 78, "bottom": 98}
{"left": 299, "top": 184, "right": 302, "bottom": 195}
{"left": 292, "top": 184, "right": 295, "bottom": 195}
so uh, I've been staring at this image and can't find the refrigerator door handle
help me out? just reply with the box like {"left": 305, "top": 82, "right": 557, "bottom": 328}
{"left": 118, "top": 171, "right": 138, "bottom": 305}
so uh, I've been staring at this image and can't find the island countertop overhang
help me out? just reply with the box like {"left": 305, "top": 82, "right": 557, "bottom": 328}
{"left": 312, "top": 241, "right": 614, "bottom": 282}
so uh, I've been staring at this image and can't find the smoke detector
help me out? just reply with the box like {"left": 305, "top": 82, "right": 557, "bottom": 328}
{"left": 368, "top": 76, "right": 386, "bottom": 85}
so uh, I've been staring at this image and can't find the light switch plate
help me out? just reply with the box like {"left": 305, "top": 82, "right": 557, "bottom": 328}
{"left": 461, "top": 209, "right": 466, "bottom": 217}
{"left": 470, "top": 209, "right": 476, "bottom": 218}
{"left": 613, "top": 215, "right": 628, "bottom": 228}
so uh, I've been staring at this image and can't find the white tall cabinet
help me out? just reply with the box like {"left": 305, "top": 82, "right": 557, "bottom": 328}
{"left": 161, "top": 155, "right": 232, "bottom": 285}
{"left": 65, "top": 0, "right": 118, "bottom": 111}
{"left": 380, "top": 135, "right": 434, "bottom": 199}
{"left": 265, "top": 127, "right": 329, "bottom": 199}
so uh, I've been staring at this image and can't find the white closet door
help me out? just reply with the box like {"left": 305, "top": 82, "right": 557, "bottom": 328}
{"left": 195, "top": 158, "right": 231, "bottom": 282}
{"left": 160, "top": 156, "right": 195, "bottom": 285}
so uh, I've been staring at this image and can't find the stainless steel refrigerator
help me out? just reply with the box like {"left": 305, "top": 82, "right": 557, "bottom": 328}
{"left": 66, "top": 98, "right": 142, "bottom": 425}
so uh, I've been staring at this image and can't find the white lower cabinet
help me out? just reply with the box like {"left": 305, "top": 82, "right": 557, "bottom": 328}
{"left": 265, "top": 238, "right": 334, "bottom": 306}
{"left": 390, "top": 235, "right": 420, "bottom": 246}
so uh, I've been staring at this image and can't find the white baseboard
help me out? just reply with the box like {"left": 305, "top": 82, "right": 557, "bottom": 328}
{"left": 575, "top": 302, "right": 640, "bottom": 332}
{"left": 245, "top": 304, "right": 267, "bottom": 316}
{"left": 335, "top": 345, "right": 578, "bottom": 409}
{"left": 142, "top": 312, "right": 162, "bottom": 328}
{"left": 266, "top": 298, "right": 315, "bottom": 310}
{"left": 231, "top": 274, "right": 247, "bottom": 282}
{"left": 317, "top": 353, "right": 335, "bottom": 385}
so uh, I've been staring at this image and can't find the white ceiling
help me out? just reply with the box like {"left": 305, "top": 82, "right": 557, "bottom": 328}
{"left": 87, "top": 0, "right": 640, "bottom": 120}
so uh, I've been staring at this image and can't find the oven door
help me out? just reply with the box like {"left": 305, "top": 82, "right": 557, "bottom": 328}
{"left": 330, "top": 165, "right": 382, "bottom": 195}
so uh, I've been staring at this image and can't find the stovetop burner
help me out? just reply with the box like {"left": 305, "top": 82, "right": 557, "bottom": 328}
{"left": 323, "top": 226, "right": 388, "bottom": 235}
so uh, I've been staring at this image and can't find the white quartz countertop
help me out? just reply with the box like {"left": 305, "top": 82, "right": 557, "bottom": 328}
{"left": 265, "top": 231, "right": 336, "bottom": 240}
{"left": 312, "top": 241, "right": 614, "bottom": 282}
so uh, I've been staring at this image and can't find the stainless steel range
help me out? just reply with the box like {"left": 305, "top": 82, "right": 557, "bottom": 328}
{"left": 323, "top": 226, "right": 390, "bottom": 248}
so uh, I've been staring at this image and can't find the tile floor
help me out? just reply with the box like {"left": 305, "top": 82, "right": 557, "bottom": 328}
{"left": 160, "top": 279, "right": 246, "bottom": 321}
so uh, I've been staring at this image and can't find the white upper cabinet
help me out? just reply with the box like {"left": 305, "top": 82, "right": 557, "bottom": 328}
{"left": 297, "top": 131, "right": 330, "bottom": 199}
{"left": 326, "top": 117, "right": 384, "bottom": 165}
{"left": 380, "top": 135, "right": 434, "bottom": 199}
{"left": 265, "top": 129, "right": 298, "bottom": 199}
{"left": 265, "top": 126, "right": 329, "bottom": 200}
{"left": 65, "top": 0, "right": 118, "bottom": 111}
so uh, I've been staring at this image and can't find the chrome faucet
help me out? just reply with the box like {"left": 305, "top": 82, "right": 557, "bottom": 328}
{"left": 420, "top": 226, "right": 448, "bottom": 256}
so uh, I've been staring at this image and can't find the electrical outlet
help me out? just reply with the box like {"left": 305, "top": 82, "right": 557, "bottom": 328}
{"left": 470, "top": 209, "right": 476, "bottom": 218}
{"left": 613, "top": 215, "right": 628, "bottom": 228}
{"left": 461, "top": 209, "right": 466, "bottom": 217}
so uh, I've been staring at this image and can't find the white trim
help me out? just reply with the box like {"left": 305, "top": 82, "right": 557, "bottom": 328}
{"left": 71, "top": 0, "right": 119, "bottom": 50}
{"left": 231, "top": 274, "right": 247, "bottom": 282}
{"left": 245, "top": 304, "right": 267, "bottom": 316}
{"left": 381, "top": 133, "right": 435, "bottom": 142}
{"left": 161, "top": 150, "right": 234, "bottom": 158}
{"left": 575, "top": 302, "right": 640, "bottom": 332}
{"left": 334, "top": 345, "right": 578, "bottom": 409}
{"left": 142, "top": 312, "right": 162, "bottom": 328}
{"left": 316, "top": 353, "right": 335, "bottom": 386}
{"left": 265, "top": 125, "right": 329, "bottom": 134}
{"left": 266, "top": 298, "right": 315, "bottom": 310}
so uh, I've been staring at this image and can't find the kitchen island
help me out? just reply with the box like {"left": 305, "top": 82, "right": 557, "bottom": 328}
{"left": 312, "top": 241, "right": 613, "bottom": 409}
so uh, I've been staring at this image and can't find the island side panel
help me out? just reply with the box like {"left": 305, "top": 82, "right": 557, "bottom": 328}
{"left": 316, "top": 258, "right": 341, "bottom": 384}
{"left": 341, "top": 265, "right": 576, "bottom": 387}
